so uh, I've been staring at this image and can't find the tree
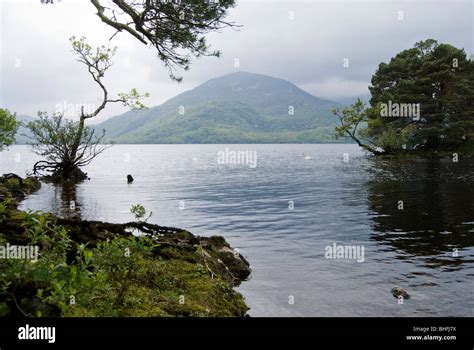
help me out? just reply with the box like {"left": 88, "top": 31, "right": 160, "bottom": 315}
{"left": 0, "top": 109, "right": 19, "bottom": 151}
{"left": 368, "top": 39, "right": 474, "bottom": 153}
{"left": 28, "top": 37, "right": 148, "bottom": 181}
{"left": 28, "top": 112, "right": 110, "bottom": 180}
{"left": 336, "top": 40, "right": 474, "bottom": 155}
{"left": 41, "top": 0, "right": 237, "bottom": 81}
{"left": 333, "top": 99, "right": 382, "bottom": 155}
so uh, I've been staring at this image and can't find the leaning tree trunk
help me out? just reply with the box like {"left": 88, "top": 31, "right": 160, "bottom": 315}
{"left": 70, "top": 115, "right": 85, "bottom": 162}
{"left": 59, "top": 115, "right": 88, "bottom": 182}
{"left": 347, "top": 130, "right": 384, "bottom": 156}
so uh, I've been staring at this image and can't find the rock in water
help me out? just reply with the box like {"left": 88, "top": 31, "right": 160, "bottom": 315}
{"left": 127, "top": 175, "right": 134, "bottom": 183}
{"left": 391, "top": 286, "right": 410, "bottom": 299}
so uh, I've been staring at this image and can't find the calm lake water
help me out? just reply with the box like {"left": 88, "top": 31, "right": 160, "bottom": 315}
{"left": 1, "top": 144, "right": 473, "bottom": 316}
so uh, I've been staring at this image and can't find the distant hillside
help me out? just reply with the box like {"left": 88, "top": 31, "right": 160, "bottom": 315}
{"left": 96, "top": 72, "right": 348, "bottom": 143}
{"left": 14, "top": 115, "right": 36, "bottom": 144}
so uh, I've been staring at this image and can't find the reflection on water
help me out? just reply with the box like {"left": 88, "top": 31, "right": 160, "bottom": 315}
{"left": 367, "top": 158, "right": 474, "bottom": 269}
{"left": 32, "top": 182, "right": 83, "bottom": 219}
{"left": 58, "top": 182, "right": 82, "bottom": 218}
{"left": 1, "top": 145, "right": 473, "bottom": 316}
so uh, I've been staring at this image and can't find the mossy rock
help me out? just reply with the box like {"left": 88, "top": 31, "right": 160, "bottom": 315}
{"left": 0, "top": 174, "right": 41, "bottom": 204}
{"left": 0, "top": 174, "right": 251, "bottom": 317}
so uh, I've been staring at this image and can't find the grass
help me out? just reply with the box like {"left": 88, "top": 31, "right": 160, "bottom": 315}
{"left": 0, "top": 175, "right": 249, "bottom": 317}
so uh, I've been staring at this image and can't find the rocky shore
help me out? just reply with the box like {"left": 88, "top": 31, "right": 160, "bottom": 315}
{"left": 0, "top": 174, "right": 251, "bottom": 317}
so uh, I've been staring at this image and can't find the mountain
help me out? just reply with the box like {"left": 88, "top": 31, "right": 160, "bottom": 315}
{"left": 14, "top": 115, "right": 36, "bottom": 144}
{"left": 95, "top": 72, "right": 346, "bottom": 143}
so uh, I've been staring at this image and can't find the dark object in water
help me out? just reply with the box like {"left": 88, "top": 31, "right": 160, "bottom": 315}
{"left": 391, "top": 286, "right": 410, "bottom": 299}
{"left": 127, "top": 175, "right": 134, "bottom": 183}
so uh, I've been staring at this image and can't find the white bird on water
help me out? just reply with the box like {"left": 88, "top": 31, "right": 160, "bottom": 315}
{"left": 303, "top": 153, "right": 313, "bottom": 160}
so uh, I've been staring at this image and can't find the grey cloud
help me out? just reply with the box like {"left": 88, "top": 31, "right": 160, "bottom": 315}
{"left": 0, "top": 0, "right": 472, "bottom": 120}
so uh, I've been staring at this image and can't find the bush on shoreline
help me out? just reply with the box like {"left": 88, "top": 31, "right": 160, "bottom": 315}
{"left": 0, "top": 175, "right": 250, "bottom": 317}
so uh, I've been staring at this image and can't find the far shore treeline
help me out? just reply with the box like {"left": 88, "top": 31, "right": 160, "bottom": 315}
{"left": 0, "top": 0, "right": 472, "bottom": 320}
{"left": 8, "top": 40, "right": 473, "bottom": 160}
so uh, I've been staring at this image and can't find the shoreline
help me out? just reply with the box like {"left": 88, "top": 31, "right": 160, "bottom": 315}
{"left": 0, "top": 174, "right": 251, "bottom": 317}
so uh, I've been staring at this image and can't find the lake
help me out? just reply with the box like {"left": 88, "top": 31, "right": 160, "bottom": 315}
{"left": 1, "top": 144, "right": 473, "bottom": 316}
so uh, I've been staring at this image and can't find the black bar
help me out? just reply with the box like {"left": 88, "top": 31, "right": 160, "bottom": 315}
{"left": 0, "top": 317, "right": 472, "bottom": 347}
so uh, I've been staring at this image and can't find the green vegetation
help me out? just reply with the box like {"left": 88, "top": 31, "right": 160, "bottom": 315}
{"left": 130, "top": 204, "right": 152, "bottom": 222}
{"left": 1, "top": 1, "right": 254, "bottom": 318}
{"left": 0, "top": 176, "right": 250, "bottom": 317}
{"left": 334, "top": 39, "right": 473, "bottom": 156}
{"left": 0, "top": 109, "right": 19, "bottom": 151}
{"left": 41, "top": 0, "right": 237, "bottom": 82}
{"left": 26, "top": 38, "right": 148, "bottom": 182}
{"left": 0, "top": 175, "right": 41, "bottom": 204}
{"left": 95, "top": 72, "right": 344, "bottom": 144}
{"left": 333, "top": 99, "right": 382, "bottom": 154}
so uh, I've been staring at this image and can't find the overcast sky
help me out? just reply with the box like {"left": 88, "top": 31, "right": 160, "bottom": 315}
{"left": 0, "top": 0, "right": 472, "bottom": 122}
